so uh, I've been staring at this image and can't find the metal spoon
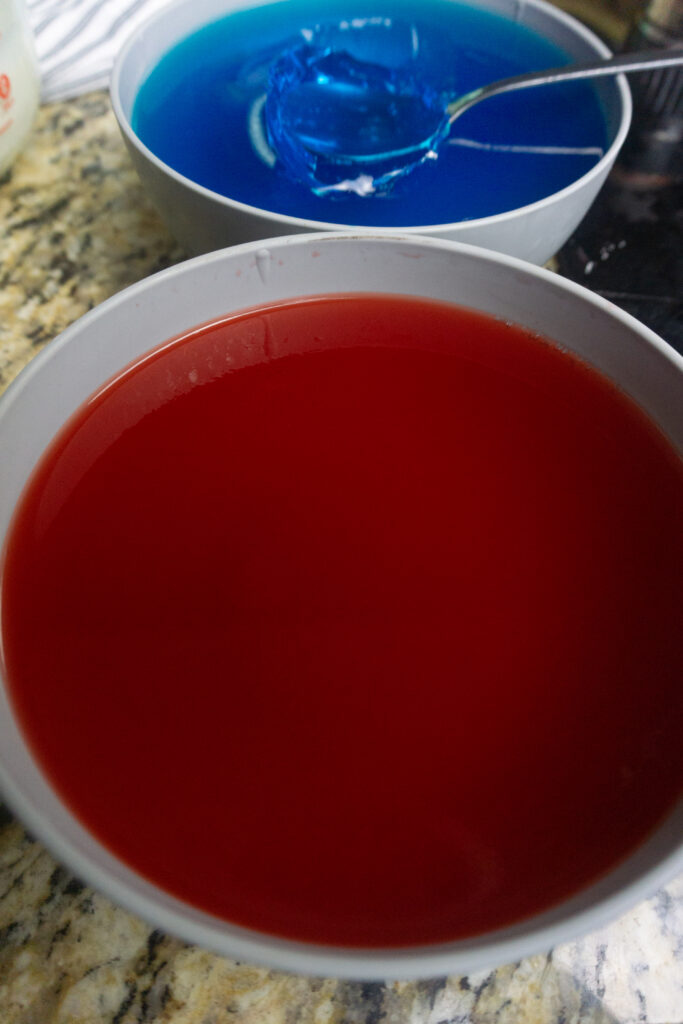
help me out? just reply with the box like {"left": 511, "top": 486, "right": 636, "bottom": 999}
{"left": 445, "top": 46, "right": 683, "bottom": 123}
{"left": 265, "top": 44, "right": 683, "bottom": 194}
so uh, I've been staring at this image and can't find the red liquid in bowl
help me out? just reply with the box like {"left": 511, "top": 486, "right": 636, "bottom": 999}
{"left": 2, "top": 294, "right": 682, "bottom": 947}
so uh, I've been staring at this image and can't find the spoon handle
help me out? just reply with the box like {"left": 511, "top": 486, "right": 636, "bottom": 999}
{"left": 446, "top": 47, "right": 683, "bottom": 123}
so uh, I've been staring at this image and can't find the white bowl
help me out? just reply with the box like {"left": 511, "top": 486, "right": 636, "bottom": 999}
{"left": 110, "top": 0, "right": 631, "bottom": 265}
{"left": 0, "top": 233, "right": 681, "bottom": 979}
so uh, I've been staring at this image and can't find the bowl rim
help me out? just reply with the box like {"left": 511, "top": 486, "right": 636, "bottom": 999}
{"left": 109, "top": 0, "right": 633, "bottom": 235}
{"left": 0, "top": 231, "right": 681, "bottom": 981}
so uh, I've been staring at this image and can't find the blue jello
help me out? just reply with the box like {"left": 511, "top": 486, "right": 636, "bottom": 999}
{"left": 131, "top": 0, "right": 609, "bottom": 227}
{"left": 265, "top": 30, "right": 454, "bottom": 195}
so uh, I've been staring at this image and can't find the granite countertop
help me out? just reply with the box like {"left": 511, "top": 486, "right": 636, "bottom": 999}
{"left": 1, "top": 92, "right": 682, "bottom": 1024}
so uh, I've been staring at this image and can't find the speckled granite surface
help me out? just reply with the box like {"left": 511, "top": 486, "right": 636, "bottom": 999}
{"left": 1, "top": 92, "right": 682, "bottom": 1024}
{"left": 0, "top": 93, "right": 186, "bottom": 394}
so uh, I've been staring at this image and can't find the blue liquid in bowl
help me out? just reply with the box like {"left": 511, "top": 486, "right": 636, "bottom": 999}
{"left": 131, "top": 0, "right": 610, "bottom": 227}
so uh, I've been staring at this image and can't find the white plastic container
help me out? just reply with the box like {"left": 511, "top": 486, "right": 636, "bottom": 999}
{"left": 0, "top": 233, "right": 681, "bottom": 980}
{"left": 0, "top": 0, "right": 40, "bottom": 175}
{"left": 111, "top": 0, "right": 631, "bottom": 263}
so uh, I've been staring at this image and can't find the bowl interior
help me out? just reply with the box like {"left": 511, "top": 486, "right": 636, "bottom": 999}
{"left": 0, "top": 233, "right": 681, "bottom": 979}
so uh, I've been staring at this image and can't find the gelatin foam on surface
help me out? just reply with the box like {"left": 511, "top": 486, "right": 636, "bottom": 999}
{"left": 131, "top": 0, "right": 609, "bottom": 226}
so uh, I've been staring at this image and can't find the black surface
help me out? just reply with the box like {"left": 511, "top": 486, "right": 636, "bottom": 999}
{"left": 556, "top": 172, "right": 683, "bottom": 354}
{"left": 556, "top": 32, "right": 682, "bottom": 357}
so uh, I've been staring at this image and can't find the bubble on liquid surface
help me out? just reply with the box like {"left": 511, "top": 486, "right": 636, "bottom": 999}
{"left": 265, "top": 19, "right": 451, "bottom": 195}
